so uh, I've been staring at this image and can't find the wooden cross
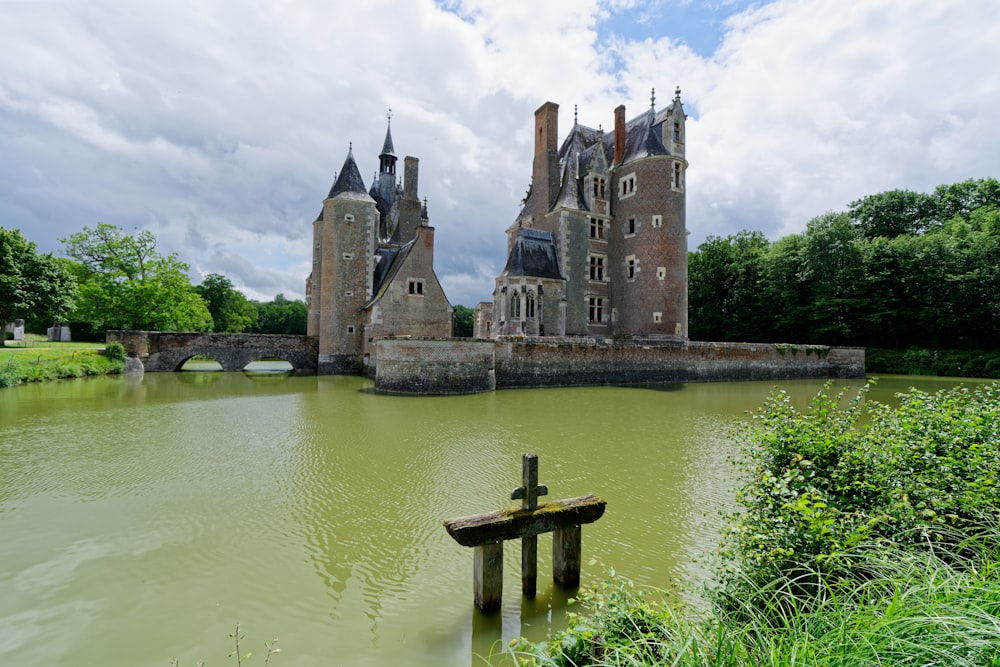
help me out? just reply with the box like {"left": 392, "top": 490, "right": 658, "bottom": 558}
{"left": 511, "top": 453, "right": 548, "bottom": 597}
{"left": 443, "top": 454, "right": 606, "bottom": 611}
{"left": 511, "top": 453, "right": 548, "bottom": 509}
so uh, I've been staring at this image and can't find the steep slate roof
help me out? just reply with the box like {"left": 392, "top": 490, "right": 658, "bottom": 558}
{"left": 619, "top": 108, "right": 669, "bottom": 165}
{"left": 379, "top": 124, "right": 396, "bottom": 158}
{"left": 501, "top": 228, "right": 563, "bottom": 279}
{"left": 328, "top": 147, "right": 369, "bottom": 198}
{"left": 550, "top": 154, "right": 589, "bottom": 212}
{"left": 366, "top": 240, "right": 416, "bottom": 307}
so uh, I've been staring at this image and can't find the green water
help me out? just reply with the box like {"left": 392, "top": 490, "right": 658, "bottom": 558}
{"left": 0, "top": 373, "right": 983, "bottom": 665}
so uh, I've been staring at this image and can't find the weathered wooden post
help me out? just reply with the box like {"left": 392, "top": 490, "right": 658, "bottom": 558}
{"left": 443, "top": 454, "right": 606, "bottom": 612}
{"left": 511, "top": 453, "right": 547, "bottom": 597}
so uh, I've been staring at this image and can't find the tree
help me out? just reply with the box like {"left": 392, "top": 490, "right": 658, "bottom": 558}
{"left": 848, "top": 189, "right": 936, "bottom": 238}
{"left": 252, "top": 294, "right": 307, "bottom": 334}
{"left": 452, "top": 304, "right": 474, "bottom": 337}
{"left": 195, "top": 274, "right": 258, "bottom": 333}
{"left": 62, "top": 223, "right": 211, "bottom": 331}
{"left": 0, "top": 228, "right": 76, "bottom": 345}
{"left": 688, "top": 231, "right": 770, "bottom": 342}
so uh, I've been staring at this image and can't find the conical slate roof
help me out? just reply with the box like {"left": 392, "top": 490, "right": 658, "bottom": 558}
{"left": 328, "top": 147, "right": 368, "bottom": 198}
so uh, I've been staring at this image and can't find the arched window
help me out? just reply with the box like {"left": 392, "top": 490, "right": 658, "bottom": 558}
{"left": 526, "top": 290, "right": 536, "bottom": 318}
{"left": 511, "top": 290, "right": 521, "bottom": 318}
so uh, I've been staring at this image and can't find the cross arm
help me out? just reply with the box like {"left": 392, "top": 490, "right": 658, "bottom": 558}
{"left": 443, "top": 494, "right": 606, "bottom": 547}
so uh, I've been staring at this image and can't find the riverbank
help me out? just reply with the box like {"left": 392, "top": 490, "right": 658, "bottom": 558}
{"left": 515, "top": 381, "right": 1000, "bottom": 666}
{"left": 868, "top": 347, "right": 1000, "bottom": 378}
{"left": 0, "top": 335, "right": 124, "bottom": 387}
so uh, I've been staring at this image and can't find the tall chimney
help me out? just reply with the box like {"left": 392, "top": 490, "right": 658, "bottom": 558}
{"left": 403, "top": 156, "right": 419, "bottom": 198}
{"left": 613, "top": 104, "right": 626, "bottom": 165}
{"left": 532, "top": 102, "right": 560, "bottom": 216}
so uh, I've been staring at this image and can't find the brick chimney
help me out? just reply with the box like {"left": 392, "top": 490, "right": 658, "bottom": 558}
{"left": 613, "top": 104, "right": 626, "bottom": 165}
{"left": 532, "top": 102, "right": 560, "bottom": 216}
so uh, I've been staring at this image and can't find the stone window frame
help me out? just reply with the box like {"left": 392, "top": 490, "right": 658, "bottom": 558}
{"left": 653, "top": 312, "right": 663, "bottom": 323}
{"left": 588, "top": 253, "right": 606, "bottom": 282}
{"left": 510, "top": 289, "right": 521, "bottom": 318}
{"left": 656, "top": 267, "right": 666, "bottom": 281}
{"left": 587, "top": 296, "right": 605, "bottom": 324}
{"left": 618, "top": 172, "right": 637, "bottom": 200}
{"left": 672, "top": 162, "right": 684, "bottom": 192}
{"left": 626, "top": 254, "right": 637, "bottom": 282}
{"left": 625, "top": 216, "right": 638, "bottom": 237}
{"left": 589, "top": 217, "right": 607, "bottom": 241}
{"left": 592, "top": 177, "right": 607, "bottom": 200}
{"left": 652, "top": 214, "right": 662, "bottom": 229}
{"left": 344, "top": 213, "right": 355, "bottom": 222}
{"left": 342, "top": 252, "right": 354, "bottom": 260}
{"left": 526, "top": 290, "right": 536, "bottom": 319}
{"left": 408, "top": 279, "right": 424, "bottom": 295}
{"left": 346, "top": 325, "right": 356, "bottom": 334}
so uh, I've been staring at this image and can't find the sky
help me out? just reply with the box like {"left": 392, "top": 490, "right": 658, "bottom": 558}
{"left": 3, "top": 0, "right": 999, "bottom": 307}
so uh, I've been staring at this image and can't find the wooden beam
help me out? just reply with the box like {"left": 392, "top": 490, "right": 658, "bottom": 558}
{"left": 443, "top": 494, "right": 606, "bottom": 547}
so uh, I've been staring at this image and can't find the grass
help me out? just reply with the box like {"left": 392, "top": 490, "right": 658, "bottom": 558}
{"left": 0, "top": 333, "right": 124, "bottom": 387}
{"left": 510, "top": 535, "right": 1000, "bottom": 666}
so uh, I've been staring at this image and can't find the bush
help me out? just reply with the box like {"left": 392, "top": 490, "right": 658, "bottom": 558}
{"left": 719, "top": 381, "right": 1000, "bottom": 611}
{"left": 104, "top": 341, "right": 126, "bottom": 363}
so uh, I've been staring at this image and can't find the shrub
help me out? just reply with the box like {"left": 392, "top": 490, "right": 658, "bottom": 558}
{"left": 104, "top": 341, "right": 126, "bottom": 363}
{"left": 719, "top": 382, "right": 1000, "bottom": 612}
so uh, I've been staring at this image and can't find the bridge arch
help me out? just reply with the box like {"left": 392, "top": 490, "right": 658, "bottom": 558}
{"left": 107, "top": 331, "right": 319, "bottom": 374}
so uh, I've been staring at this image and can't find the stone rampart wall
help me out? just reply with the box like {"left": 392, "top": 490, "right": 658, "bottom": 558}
{"left": 373, "top": 337, "right": 864, "bottom": 394}
{"left": 494, "top": 339, "right": 863, "bottom": 389}
{"left": 374, "top": 338, "right": 495, "bottom": 394}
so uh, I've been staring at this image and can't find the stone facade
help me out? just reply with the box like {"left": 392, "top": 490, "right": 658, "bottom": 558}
{"left": 476, "top": 89, "right": 689, "bottom": 340}
{"left": 306, "top": 121, "right": 452, "bottom": 374}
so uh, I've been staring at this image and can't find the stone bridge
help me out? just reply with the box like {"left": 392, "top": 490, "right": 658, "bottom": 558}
{"left": 107, "top": 331, "right": 319, "bottom": 373}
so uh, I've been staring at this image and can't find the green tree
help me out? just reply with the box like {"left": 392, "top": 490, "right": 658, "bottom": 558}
{"left": 195, "top": 274, "right": 258, "bottom": 333}
{"left": 1, "top": 228, "right": 76, "bottom": 345}
{"left": 451, "top": 304, "right": 474, "bottom": 337}
{"left": 252, "top": 294, "right": 307, "bottom": 334}
{"left": 688, "top": 231, "right": 770, "bottom": 342}
{"left": 848, "top": 189, "right": 936, "bottom": 238}
{"left": 62, "top": 223, "right": 211, "bottom": 331}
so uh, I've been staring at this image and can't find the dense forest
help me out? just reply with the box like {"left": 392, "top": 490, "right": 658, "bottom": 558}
{"left": 689, "top": 178, "right": 1000, "bottom": 353}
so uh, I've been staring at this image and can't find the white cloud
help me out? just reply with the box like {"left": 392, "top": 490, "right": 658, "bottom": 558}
{"left": 2, "top": 0, "right": 999, "bottom": 308}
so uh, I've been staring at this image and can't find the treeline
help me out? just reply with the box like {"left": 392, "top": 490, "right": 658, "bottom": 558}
{"left": 3, "top": 223, "right": 308, "bottom": 342}
{"left": 689, "top": 178, "right": 1000, "bottom": 351}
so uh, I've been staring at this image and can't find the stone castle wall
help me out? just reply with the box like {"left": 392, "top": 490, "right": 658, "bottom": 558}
{"left": 374, "top": 337, "right": 864, "bottom": 395}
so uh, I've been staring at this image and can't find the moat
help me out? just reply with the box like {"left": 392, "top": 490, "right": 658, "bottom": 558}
{"left": 0, "top": 372, "right": 978, "bottom": 666}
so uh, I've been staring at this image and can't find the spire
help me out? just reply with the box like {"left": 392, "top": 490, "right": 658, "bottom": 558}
{"left": 328, "top": 144, "right": 369, "bottom": 198}
{"left": 574, "top": 104, "right": 578, "bottom": 126}
{"left": 379, "top": 109, "right": 397, "bottom": 177}
{"left": 674, "top": 85, "right": 681, "bottom": 102}
{"left": 650, "top": 87, "right": 656, "bottom": 110}
{"left": 421, "top": 197, "right": 429, "bottom": 224}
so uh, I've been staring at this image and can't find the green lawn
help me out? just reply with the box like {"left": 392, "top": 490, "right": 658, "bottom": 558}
{"left": 0, "top": 334, "right": 122, "bottom": 387}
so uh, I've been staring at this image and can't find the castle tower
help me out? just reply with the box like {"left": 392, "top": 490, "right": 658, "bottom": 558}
{"left": 310, "top": 145, "right": 377, "bottom": 373}
{"left": 608, "top": 88, "right": 688, "bottom": 338}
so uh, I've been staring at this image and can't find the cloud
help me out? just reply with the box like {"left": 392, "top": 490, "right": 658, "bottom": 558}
{"left": 2, "top": 0, "right": 999, "bottom": 309}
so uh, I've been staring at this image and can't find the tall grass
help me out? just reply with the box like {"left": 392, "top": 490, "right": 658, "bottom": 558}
{"left": 514, "top": 383, "right": 1000, "bottom": 666}
{"left": 511, "top": 531, "right": 1000, "bottom": 666}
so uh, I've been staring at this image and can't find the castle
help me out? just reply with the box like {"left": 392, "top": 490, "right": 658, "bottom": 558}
{"left": 306, "top": 89, "right": 689, "bottom": 373}
{"left": 305, "top": 120, "right": 452, "bottom": 374}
